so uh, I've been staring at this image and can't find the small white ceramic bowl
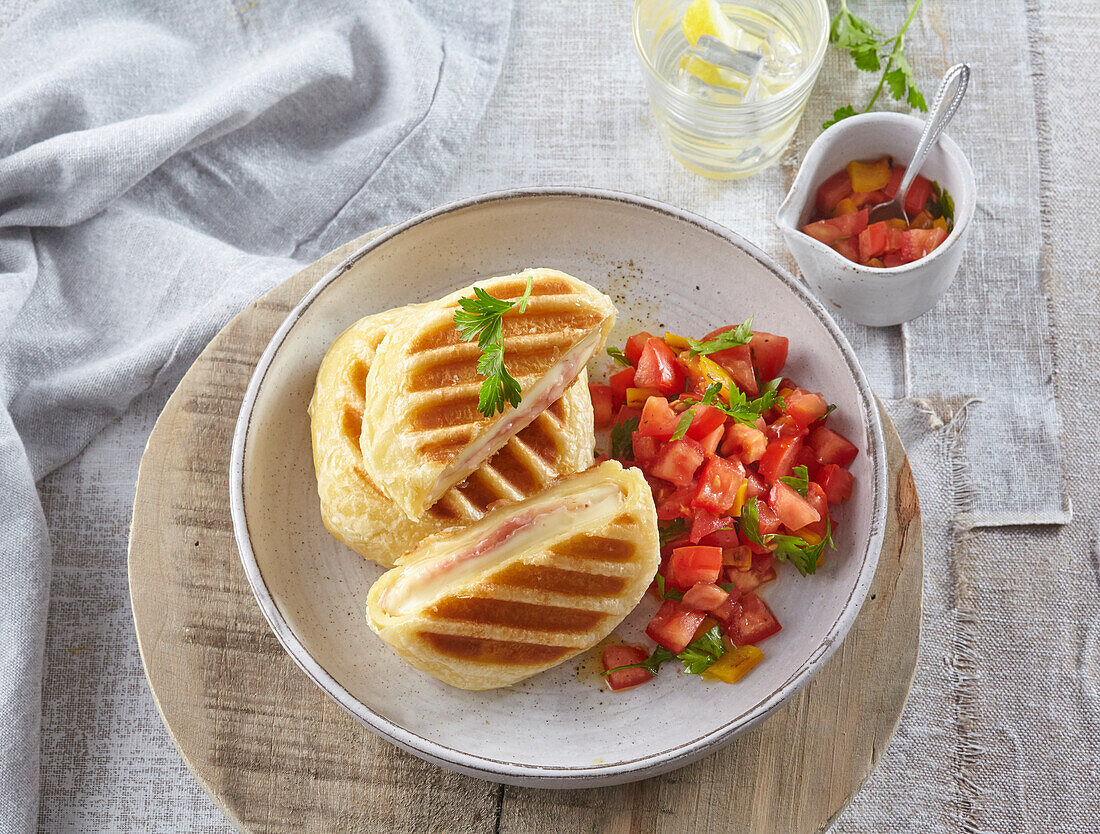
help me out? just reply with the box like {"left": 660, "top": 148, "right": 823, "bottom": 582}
{"left": 230, "top": 187, "right": 888, "bottom": 787}
{"left": 776, "top": 112, "right": 976, "bottom": 327}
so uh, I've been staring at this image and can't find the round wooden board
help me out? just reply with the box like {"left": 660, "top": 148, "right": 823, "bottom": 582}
{"left": 129, "top": 229, "right": 923, "bottom": 834}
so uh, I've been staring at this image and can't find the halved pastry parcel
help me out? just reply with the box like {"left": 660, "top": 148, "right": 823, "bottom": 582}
{"left": 367, "top": 461, "right": 660, "bottom": 690}
{"left": 360, "top": 268, "right": 615, "bottom": 520}
{"left": 309, "top": 307, "right": 595, "bottom": 568}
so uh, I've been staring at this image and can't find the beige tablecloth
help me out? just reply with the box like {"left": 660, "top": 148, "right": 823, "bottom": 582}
{"left": 22, "top": 0, "right": 1100, "bottom": 831}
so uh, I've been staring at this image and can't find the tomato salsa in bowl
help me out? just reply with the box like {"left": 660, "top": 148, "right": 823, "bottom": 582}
{"left": 776, "top": 112, "right": 975, "bottom": 326}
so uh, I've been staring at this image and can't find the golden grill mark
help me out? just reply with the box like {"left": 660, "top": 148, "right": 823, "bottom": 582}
{"left": 490, "top": 564, "right": 626, "bottom": 597}
{"left": 426, "top": 597, "right": 606, "bottom": 633}
{"left": 426, "top": 500, "right": 459, "bottom": 521}
{"left": 455, "top": 470, "right": 503, "bottom": 513}
{"left": 347, "top": 359, "right": 369, "bottom": 396}
{"left": 417, "top": 632, "right": 571, "bottom": 665}
{"left": 519, "top": 419, "right": 560, "bottom": 464}
{"left": 417, "top": 435, "right": 474, "bottom": 464}
{"left": 500, "top": 311, "right": 600, "bottom": 339}
{"left": 406, "top": 342, "right": 571, "bottom": 392}
{"left": 341, "top": 406, "right": 363, "bottom": 452}
{"left": 410, "top": 398, "right": 485, "bottom": 431}
{"left": 546, "top": 396, "right": 567, "bottom": 421}
{"left": 549, "top": 534, "right": 634, "bottom": 563}
{"left": 485, "top": 442, "right": 541, "bottom": 493}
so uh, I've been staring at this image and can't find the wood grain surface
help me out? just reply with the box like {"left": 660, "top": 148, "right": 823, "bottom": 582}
{"left": 128, "top": 230, "right": 923, "bottom": 834}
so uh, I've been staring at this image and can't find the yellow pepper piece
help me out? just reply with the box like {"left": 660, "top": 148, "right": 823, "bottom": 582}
{"left": 933, "top": 216, "right": 949, "bottom": 231}
{"left": 730, "top": 479, "right": 748, "bottom": 518}
{"left": 703, "top": 645, "right": 764, "bottom": 683}
{"left": 886, "top": 217, "right": 908, "bottom": 230}
{"left": 697, "top": 356, "right": 734, "bottom": 402}
{"left": 832, "top": 197, "right": 858, "bottom": 217}
{"left": 664, "top": 332, "right": 692, "bottom": 352}
{"left": 692, "top": 616, "right": 722, "bottom": 642}
{"left": 846, "top": 157, "right": 891, "bottom": 193}
{"left": 777, "top": 387, "right": 794, "bottom": 399}
{"left": 626, "top": 387, "right": 660, "bottom": 408}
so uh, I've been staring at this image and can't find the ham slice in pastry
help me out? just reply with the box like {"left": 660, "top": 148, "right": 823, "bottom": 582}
{"left": 359, "top": 269, "right": 615, "bottom": 520}
{"left": 308, "top": 307, "right": 594, "bottom": 567}
{"left": 366, "top": 461, "right": 660, "bottom": 690}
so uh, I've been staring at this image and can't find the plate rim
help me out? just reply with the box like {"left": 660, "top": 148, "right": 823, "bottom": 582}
{"left": 228, "top": 185, "right": 889, "bottom": 786}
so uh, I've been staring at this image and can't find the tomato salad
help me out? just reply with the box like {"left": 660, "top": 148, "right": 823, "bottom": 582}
{"left": 801, "top": 156, "right": 954, "bottom": 268}
{"left": 587, "top": 319, "right": 859, "bottom": 690}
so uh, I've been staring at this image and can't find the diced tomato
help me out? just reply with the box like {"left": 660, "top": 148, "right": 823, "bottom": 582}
{"left": 749, "top": 331, "right": 789, "bottom": 380}
{"left": 635, "top": 338, "right": 685, "bottom": 396}
{"left": 655, "top": 483, "right": 695, "bottom": 521}
{"left": 650, "top": 437, "right": 705, "bottom": 486}
{"left": 667, "top": 545, "right": 723, "bottom": 589}
{"left": 783, "top": 390, "right": 828, "bottom": 429}
{"left": 801, "top": 218, "right": 845, "bottom": 246}
{"left": 721, "top": 422, "right": 768, "bottom": 464}
{"left": 809, "top": 426, "right": 858, "bottom": 467}
{"left": 858, "top": 221, "right": 888, "bottom": 261}
{"left": 795, "top": 445, "right": 821, "bottom": 479}
{"left": 624, "top": 331, "right": 653, "bottom": 366}
{"left": 885, "top": 225, "right": 905, "bottom": 254}
{"left": 699, "top": 329, "right": 758, "bottom": 397}
{"left": 815, "top": 168, "right": 853, "bottom": 213}
{"left": 692, "top": 456, "right": 745, "bottom": 514}
{"left": 743, "top": 470, "right": 767, "bottom": 499}
{"left": 768, "top": 481, "right": 821, "bottom": 531}
{"left": 682, "top": 582, "right": 730, "bottom": 613}
{"left": 699, "top": 527, "right": 743, "bottom": 548}
{"left": 710, "top": 591, "right": 741, "bottom": 622}
{"left": 884, "top": 163, "right": 905, "bottom": 198}
{"left": 758, "top": 436, "right": 803, "bottom": 483}
{"left": 689, "top": 508, "right": 729, "bottom": 544}
{"left": 601, "top": 645, "right": 653, "bottom": 691}
{"left": 638, "top": 396, "right": 680, "bottom": 439}
{"left": 829, "top": 208, "right": 869, "bottom": 237}
{"left": 766, "top": 414, "right": 802, "bottom": 440}
{"left": 816, "top": 463, "right": 855, "bottom": 504}
{"left": 631, "top": 432, "right": 660, "bottom": 467}
{"left": 755, "top": 501, "right": 781, "bottom": 535}
{"left": 726, "top": 565, "right": 777, "bottom": 598}
{"left": 699, "top": 424, "right": 725, "bottom": 457}
{"left": 589, "top": 384, "right": 613, "bottom": 428}
{"left": 882, "top": 250, "right": 907, "bottom": 268}
{"left": 900, "top": 227, "right": 948, "bottom": 262}
{"left": 903, "top": 174, "right": 933, "bottom": 217}
{"left": 678, "top": 401, "right": 725, "bottom": 441}
{"left": 797, "top": 481, "right": 831, "bottom": 539}
{"left": 647, "top": 600, "right": 708, "bottom": 653}
{"left": 724, "top": 593, "right": 782, "bottom": 647}
{"left": 833, "top": 236, "right": 860, "bottom": 263}
{"left": 609, "top": 366, "right": 635, "bottom": 408}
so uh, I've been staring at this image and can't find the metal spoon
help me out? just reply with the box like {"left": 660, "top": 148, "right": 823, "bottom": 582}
{"left": 869, "top": 63, "right": 971, "bottom": 224}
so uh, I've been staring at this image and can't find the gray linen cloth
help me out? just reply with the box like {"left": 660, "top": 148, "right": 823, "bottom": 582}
{"left": 0, "top": 0, "right": 512, "bottom": 830}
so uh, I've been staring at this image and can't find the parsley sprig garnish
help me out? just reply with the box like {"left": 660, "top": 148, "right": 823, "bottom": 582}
{"left": 670, "top": 382, "right": 722, "bottom": 441}
{"left": 601, "top": 625, "right": 727, "bottom": 679}
{"left": 453, "top": 277, "right": 534, "bottom": 417}
{"left": 657, "top": 518, "right": 689, "bottom": 548}
{"left": 686, "top": 316, "right": 754, "bottom": 357}
{"left": 655, "top": 574, "right": 683, "bottom": 601}
{"left": 606, "top": 346, "right": 631, "bottom": 367}
{"left": 610, "top": 417, "right": 639, "bottom": 460}
{"left": 824, "top": 0, "right": 928, "bottom": 129}
{"left": 779, "top": 464, "right": 810, "bottom": 497}
{"left": 738, "top": 498, "right": 834, "bottom": 577}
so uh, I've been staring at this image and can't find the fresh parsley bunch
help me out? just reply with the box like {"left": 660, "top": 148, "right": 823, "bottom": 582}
{"left": 825, "top": 0, "right": 928, "bottom": 129}
{"left": 453, "top": 277, "right": 534, "bottom": 417}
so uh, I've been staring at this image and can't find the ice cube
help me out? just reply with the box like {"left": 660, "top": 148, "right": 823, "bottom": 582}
{"left": 760, "top": 28, "right": 803, "bottom": 84}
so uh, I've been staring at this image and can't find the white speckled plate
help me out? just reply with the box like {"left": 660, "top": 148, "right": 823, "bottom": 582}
{"left": 229, "top": 188, "right": 887, "bottom": 788}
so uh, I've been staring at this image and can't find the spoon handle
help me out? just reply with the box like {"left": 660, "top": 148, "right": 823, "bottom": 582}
{"left": 896, "top": 63, "right": 971, "bottom": 212}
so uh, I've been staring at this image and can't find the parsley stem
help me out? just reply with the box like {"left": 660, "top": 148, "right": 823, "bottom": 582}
{"left": 862, "top": 0, "right": 923, "bottom": 113}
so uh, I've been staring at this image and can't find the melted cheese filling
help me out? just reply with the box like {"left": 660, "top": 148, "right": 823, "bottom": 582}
{"left": 421, "top": 326, "right": 604, "bottom": 512}
{"left": 381, "top": 481, "right": 623, "bottom": 617}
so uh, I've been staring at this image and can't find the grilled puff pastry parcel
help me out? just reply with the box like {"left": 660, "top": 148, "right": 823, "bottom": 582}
{"left": 367, "top": 461, "right": 660, "bottom": 690}
{"left": 309, "top": 307, "right": 595, "bottom": 568}
{"left": 360, "top": 269, "right": 615, "bottom": 520}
